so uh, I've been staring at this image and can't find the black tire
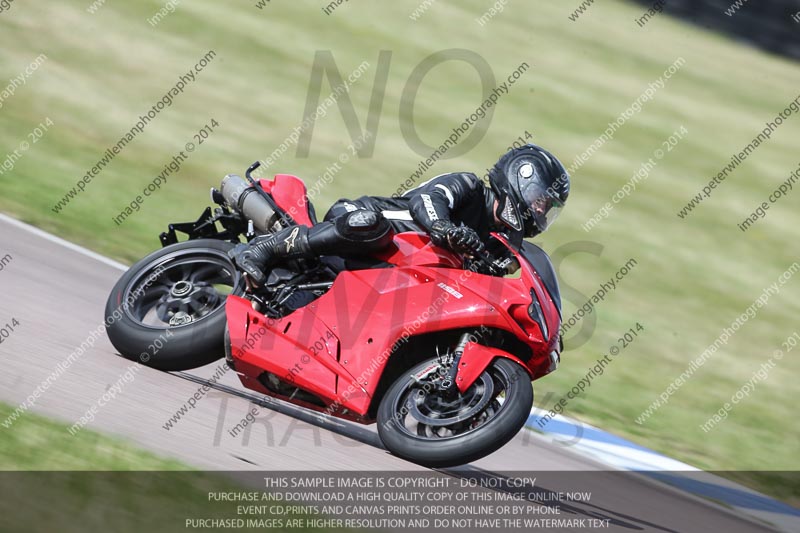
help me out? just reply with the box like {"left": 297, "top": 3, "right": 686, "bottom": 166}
{"left": 377, "top": 357, "right": 533, "bottom": 467}
{"left": 104, "top": 239, "right": 243, "bottom": 371}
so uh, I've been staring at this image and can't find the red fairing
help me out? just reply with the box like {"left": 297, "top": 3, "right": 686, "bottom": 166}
{"left": 226, "top": 295, "right": 347, "bottom": 406}
{"left": 228, "top": 241, "right": 559, "bottom": 418}
{"left": 258, "top": 175, "right": 314, "bottom": 226}
{"left": 375, "top": 233, "right": 463, "bottom": 269}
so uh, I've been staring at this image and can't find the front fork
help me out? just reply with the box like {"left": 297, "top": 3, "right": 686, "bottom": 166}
{"left": 440, "top": 332, "right": 473, "bottom": 394}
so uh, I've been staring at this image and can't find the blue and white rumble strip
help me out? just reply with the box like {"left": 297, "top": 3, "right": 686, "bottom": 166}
{"left": 525, "top": 412, "right": 800, "bottom": 532}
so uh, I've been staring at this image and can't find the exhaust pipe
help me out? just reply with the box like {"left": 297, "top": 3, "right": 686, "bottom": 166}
{"left": 220, "top": 174, "right": 281, "bottom": 233}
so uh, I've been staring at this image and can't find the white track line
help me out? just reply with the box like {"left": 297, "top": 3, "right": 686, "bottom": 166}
{"left": 0, "top": 213, "right": 127, "bottom": 271}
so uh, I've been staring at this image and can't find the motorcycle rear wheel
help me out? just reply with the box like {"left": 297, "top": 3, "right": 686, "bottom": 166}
{"left": 104, "top": 239, "right": 243, "bottom": 371}
{"left": 377, "top": 356, "right": 532, "bottom": 467}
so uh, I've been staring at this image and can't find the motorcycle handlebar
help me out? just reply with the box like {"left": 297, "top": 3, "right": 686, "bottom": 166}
{"left": 469, "top": 246, "right": 506, "bottom": 276}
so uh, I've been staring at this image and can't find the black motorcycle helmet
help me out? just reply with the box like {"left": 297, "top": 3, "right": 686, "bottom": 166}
{"left": 489, "top": 144, "right": 570, "bottom": 243}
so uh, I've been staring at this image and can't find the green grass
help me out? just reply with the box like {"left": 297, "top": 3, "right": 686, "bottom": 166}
{"left": 1, "top": 0, "right": 798, "bottom": 502}
{"left": 0, "top": 404, "right": 189, "bottom": 472}
{"left": 0, "top": 403, "right": 341, "bottom": 532}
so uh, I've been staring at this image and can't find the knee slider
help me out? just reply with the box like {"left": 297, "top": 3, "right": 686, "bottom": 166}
{"left": 337, "top": 210, "right": 391, "bottom": 243}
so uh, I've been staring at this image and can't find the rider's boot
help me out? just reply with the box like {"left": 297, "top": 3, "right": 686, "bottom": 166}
{"left": 237, "top": 225, "right": 312, "bottom": 284}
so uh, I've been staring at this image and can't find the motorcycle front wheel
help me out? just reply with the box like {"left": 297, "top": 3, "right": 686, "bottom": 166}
{"left": 377, "top": 356, "right": 533, "bottom": 467}
{"left": 104, "top": 239, "right": 243, "bottom": 371}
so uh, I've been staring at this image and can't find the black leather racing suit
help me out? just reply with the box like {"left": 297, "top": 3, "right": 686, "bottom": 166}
{"left": 324, "top": 172, "right": 500, "bottom": 240}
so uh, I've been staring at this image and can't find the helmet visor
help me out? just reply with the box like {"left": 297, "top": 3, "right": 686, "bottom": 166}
{"left": 519, "top": 179, "right": 564, "bottom": 233}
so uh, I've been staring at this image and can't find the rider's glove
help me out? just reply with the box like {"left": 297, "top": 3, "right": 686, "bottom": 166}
{"left": 430, "top": 220, "right": 484, "bottom": 256}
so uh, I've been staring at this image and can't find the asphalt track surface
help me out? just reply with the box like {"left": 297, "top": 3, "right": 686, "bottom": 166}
{"left": 0, "top": 215, "right": 778, "bottom": 532}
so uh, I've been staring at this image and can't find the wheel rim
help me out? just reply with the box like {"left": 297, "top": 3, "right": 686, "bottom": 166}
{"left": 391, "top": 360, "right": 514, "bottom": 441}
{"left": 122, "top": 248, "right": 241, "bottom": 329}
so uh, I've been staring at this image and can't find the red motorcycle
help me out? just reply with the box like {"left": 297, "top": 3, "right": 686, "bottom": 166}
{"left": 106, "top": 162, "right": 563, "bottom": 466}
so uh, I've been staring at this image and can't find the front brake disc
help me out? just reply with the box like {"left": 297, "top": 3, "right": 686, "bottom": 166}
{"left": 407, "top": 373, "right": 495, "bottom": 427}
